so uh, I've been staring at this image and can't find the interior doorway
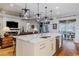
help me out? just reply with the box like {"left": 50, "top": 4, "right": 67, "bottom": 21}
{"left": 59, "top": 19, "right": 76, "bottom": 41}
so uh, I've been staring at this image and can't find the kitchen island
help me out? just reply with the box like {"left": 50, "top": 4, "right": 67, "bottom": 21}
{"left": 14, "top": 33, "right": 61, "bottom": 56}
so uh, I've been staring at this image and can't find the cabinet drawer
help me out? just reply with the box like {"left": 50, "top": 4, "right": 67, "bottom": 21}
{"left": 39, "top": 40, "right": 49, "bottom": 48}
{"left": 39, "top": 39, "right": 48, "bottom": 44}
{"left": 40, "top": 45, "right": 46, "bottom": 49}
{"left": 40, "top": 43, "right": 46, "bottom": 46}
{"left": 39, "top": 45, "right": 48, "bottom": 56}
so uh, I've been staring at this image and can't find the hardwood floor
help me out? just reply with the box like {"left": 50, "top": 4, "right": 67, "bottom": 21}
{"left": 0, "top": 40, "right": 79, "bottom": 56}
{"left": 54, "top": 40, "right": 79, "bottom": 56}
{"left": 0, "top": 46, "right": 15, "bottom": 56}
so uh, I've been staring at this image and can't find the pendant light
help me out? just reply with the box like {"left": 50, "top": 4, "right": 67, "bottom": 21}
{"left": 22, "top": 4, "right": 29, "bottom": 13}
{"left": 44, "top": 6, "right": 48, "bottom": 22}
{"left": 36, "top": 3, "right": 41, "bottom": 21}
{"left": 22, "top": 3, "right": 30, "bottom": 19}
{"left": 50, "top": 10, "right": 53, "bottom": 20}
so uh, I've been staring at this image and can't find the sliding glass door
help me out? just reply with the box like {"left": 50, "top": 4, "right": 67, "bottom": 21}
{"left": 59, "top": 19, "right": 76, "bottom": 41}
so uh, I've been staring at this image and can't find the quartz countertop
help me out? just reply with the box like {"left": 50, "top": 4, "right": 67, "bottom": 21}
{"left": 14, "top": 33, "right": 60, "bottom": 43}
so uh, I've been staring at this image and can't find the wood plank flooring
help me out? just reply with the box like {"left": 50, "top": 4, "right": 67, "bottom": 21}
{"left": 54, "top": 40, "right": 79, "bottom": 56}
{"left": 0, "top": 40, "right": 79, "bottom": 56}
{"left": 0, "top": 46, "right": 15, "bottom": 56}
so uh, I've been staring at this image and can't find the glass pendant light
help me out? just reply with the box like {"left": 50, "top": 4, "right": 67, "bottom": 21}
{"left": 50, "top": 10, "right": 53, "bottom": 20}
{"left": 36, "top": 3, "right": 41, "bottom": 21}
{"left": 22, "top": 3, "right": 30, "bottom": 19}
{"left": 44, "top": 6, "right": 48, "bottom": 22}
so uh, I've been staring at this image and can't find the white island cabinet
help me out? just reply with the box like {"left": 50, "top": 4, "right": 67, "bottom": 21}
{"left": 15, "top": 34, "right": 56, "bottom": 56}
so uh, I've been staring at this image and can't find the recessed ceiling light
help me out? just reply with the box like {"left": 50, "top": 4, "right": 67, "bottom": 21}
{"left": 55, "top": 6, "right": 59, "bottom": 10}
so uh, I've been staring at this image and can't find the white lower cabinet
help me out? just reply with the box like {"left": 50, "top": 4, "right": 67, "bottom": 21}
{"left": 49, "top": 40, "right": 53, "bottom": 55}
{"left": 22, "top": 41, "right": 35, "bottom": 56}
{"left": 16, "top": 39, "right": 23, "bottom": 56}
{"left": 46, "top": 39, "right": 56, "bottom": 56}
{"left": 38, "top": 40, "right": 49, "bottom": 56}
{"left": 16, "top": 38, "right": 56, "bottom": 56}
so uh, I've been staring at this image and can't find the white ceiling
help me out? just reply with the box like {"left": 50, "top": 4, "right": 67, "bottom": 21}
{"left": 0, "top": 3, "right": 79, "bottom": 17}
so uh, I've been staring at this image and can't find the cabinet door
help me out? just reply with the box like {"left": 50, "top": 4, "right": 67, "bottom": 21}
{"left": 22, "top": 41, "right": 34, "bottom": 56}
{"left": 39, "top": 40, "right": 49, "bottom": 56}
{"left": 52, "top": 38, "right": 56, "bottom": 53}
{"left": 16, "top": 39, "right": 23, "bottom": 56}
{"left": 49, "top": 40, "right": 53, "bottom": 54}
{"left": 56, "top": 38, "right": 59, "bottom": 51}
{"left": 49, "top": 38, "right": 56, "bottom": 55}
{"left": 39, "top": 45, "right": 47, "bottom": 56}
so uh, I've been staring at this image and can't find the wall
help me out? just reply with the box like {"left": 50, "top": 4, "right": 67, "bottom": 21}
{"left": 46, "top": 19, "right": 59, "bottom": 36}
{"left": 0, "top": 13, "right": 39, "bottom": 36}
{"left": 0, "top": 13, "right": 21, "bottom": 36}
{"left": 0, "top": 16, "right": 3, "bottom": 36}
{"left": 1, "top": 13, "right": 79, "bottom": 43}
{"left": 20, "top": 19, "right": 38, "bottom": 32}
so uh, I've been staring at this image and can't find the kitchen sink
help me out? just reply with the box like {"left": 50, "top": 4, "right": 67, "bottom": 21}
{"left": 40, "top": 36, "right": 51, "bottom": 38}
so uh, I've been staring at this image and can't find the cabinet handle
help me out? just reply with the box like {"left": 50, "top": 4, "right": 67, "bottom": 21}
{"left": 40, "top": 46, "right": 46, "bottom": 49}
{"left": 40, "top": 43, "right": 45, "bottom": 46}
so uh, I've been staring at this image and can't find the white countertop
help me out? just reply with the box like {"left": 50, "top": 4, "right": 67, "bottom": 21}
{"left": 14, "top": 33, "right": 60, "bottom": 43}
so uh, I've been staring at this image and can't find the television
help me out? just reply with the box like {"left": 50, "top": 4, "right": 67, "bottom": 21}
{"left": 6, "top": 21, "right": 18, "bottom": 28}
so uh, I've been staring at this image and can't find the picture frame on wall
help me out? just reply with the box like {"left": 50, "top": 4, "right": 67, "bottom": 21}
{"left": 53, "top": 23, "right": 57, "bottom": 29}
